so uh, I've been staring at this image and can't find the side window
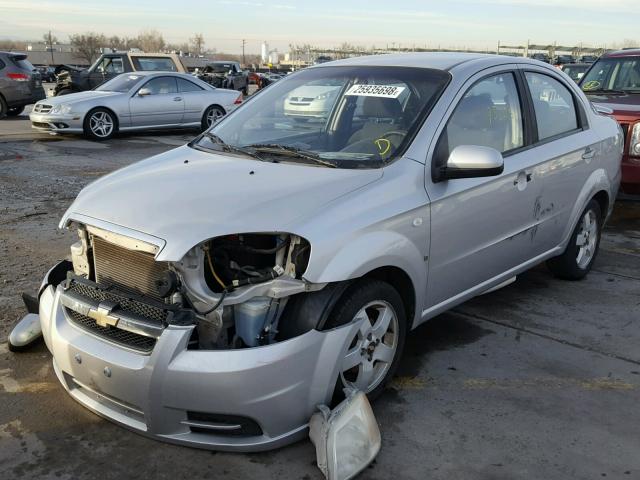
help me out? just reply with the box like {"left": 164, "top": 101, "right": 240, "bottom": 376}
{"left": 438, "top": 72, "right": 523, "bottom": 162}
{"left": 525, "top": 72, "right": 578, "bottom": 140}
{"left": 177, "top": 78, "right": 203, "bottom": 92}
{"left": 104, "top": 58, "right": 124, "bottom": 74}
{"left": 94, "top": 58, "right": 108, "bottom": 73}
{"left": 142, "top": 77, "right": 178, "bottom": 95}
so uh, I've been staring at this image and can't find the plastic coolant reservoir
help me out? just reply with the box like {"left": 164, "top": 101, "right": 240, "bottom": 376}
{"left": 234, "top": 297, "right": 272, "bottom": 347}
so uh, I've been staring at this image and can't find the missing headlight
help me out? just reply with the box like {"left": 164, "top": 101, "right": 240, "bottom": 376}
{"left": 203, "top": 233, "right": 310, "bottom": 293}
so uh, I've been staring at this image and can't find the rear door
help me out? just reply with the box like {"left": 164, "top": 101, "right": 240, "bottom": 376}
{"left": 517, "top": 66, "right": 596, "bottom": 250}
{"left": 128, "top": 76, "right": 184, "bottom": 127}
{"left": 424, "top": 67, "right": 547, "bottom": 309}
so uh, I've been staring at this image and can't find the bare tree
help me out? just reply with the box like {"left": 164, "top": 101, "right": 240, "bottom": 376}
{"left": 0, "top": 39, "right": 27, "bottom": 51}
{"left": 190, "top": 34, "right": 205, "bottom": 54}
{"left": 69, "top": 32, "right": 107, "bottom": 63}
{"left": 42, "top": 33, "right": 59, "bottom": 45}
{"left": 137, "top": 30, "right": 165, "bottom": 53}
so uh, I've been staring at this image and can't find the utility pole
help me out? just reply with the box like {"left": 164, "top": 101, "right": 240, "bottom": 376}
{"left": 48, "top": 30, "right": 54, "bottom": 65}
{"left": 241, "top": 39, "right": 246, "bottom": 66}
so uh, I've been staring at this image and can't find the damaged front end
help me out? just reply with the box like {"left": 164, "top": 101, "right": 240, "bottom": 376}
{"left": 30, "top": 222, "right": 360, "bottom": 451}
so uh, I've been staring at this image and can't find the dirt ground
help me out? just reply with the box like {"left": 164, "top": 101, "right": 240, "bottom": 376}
{"left": 1, "top": 129, "right": 639, "bottom": 479}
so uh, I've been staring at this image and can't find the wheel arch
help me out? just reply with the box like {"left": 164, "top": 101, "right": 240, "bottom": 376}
{"left": 592, "top": 190, "right": 609, "bottom": 221}
{"left": 84, "top": 105, "right": 120, "bottom": 131}
{"left": 360, "top": 266, "right": 416, "bottom": 332}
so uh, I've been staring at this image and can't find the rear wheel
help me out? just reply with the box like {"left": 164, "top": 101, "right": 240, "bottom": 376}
{"left": 83, "top": 108, "right": 117, "bottom": 140}
{"left": 326, "top": 279, "right": 407, "bottom": 401}
{"left": 0, "top": 96, "right": 7, "bottom": 119}
{"left": 547, "top": 199, "right": 602, "bottom": 280}
{"left": 201, "top": 105, "right": 225, "bottom": 131}
{"left": 7, "top": 106, "right": 25, "bottom": 116}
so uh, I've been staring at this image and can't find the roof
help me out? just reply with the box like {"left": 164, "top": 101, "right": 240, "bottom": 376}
{"left": 603, "top": 48, "right": 640, "bottom": 58}
{"left": 311, "top": 52, "right": 532, "bottom": 72}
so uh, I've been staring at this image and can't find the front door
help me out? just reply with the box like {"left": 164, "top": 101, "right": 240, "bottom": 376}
{"left": 424, "top": 68, "right": 545, "bottom": 310}
{"left": 89, "top": 57, "right": 124, "bottom": 89}
{"left": 128, "top": 76, "right": 184, "bottom": 127}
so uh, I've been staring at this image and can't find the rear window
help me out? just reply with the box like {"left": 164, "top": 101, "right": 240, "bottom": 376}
{"left": 10, "top": 56, "right": 34, "bottom": 71}
{"left": 131, "top": 57, "right": 178, "bottom": 72}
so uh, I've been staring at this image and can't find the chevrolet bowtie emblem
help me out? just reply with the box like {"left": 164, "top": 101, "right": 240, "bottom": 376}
{"left": 87, "top": 301, "right": 120, "bottom": 328}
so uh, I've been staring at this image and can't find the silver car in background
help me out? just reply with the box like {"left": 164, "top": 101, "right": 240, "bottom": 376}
{"left": 29, "top": 72, "right": 243, "bottom": 140}
{"left": 34, "top": 53, "right": 621, "bottom": 452}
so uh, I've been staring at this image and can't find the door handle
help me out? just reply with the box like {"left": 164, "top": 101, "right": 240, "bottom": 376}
{"left": 173, "top": 97, "right": 182, "bottom": 102}
{"left": 513, "top": 172, "right": 533, "bottom": 186}
{"left": 582, "top": 147, "right": 595, "bottom": 160}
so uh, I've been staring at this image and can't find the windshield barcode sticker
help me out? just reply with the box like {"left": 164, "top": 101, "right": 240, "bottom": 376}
{"left": 345, "top": 84, "right": 405, "bottom": 98}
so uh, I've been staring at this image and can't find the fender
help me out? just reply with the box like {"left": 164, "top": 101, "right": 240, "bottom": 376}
{"left": 303, "top": 230, "right": 427, "bottom": 328}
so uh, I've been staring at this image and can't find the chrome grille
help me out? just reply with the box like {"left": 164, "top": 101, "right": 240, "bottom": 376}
{"left": 65, "top": 308, "right": 156, "bottom": 353}
{"left": 92, "top": 236, "right": 167, "bottom": 301}
{"left": 66, "top": 279, "right": 168, "bottom": 324}
{"left": 34, "top": 104, "right": 52, "bottom": 114}
{"left": 620, "top": 123, "right": 629, "bottom": 148}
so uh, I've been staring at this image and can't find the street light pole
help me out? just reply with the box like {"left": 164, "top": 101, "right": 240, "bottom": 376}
{"left": 241, "top": 39, "right": 246, "bottom": 66}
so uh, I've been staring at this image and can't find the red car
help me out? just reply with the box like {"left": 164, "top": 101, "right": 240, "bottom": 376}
{"left": 580, "top": 49, "right": 640, "bottom": 194}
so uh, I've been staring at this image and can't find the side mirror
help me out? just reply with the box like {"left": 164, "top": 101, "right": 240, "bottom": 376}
{"left": 138, "top": 87, "right": 151, "bottom": 97}
{"left": 439, "top": 145, "right": 504, "bottom": 180}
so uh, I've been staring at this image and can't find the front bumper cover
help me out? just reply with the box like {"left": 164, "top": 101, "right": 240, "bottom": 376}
{"left": 39, "top": 284, "right": 359, "bottom": 452}
{"left": 29, "top": 112, "right": 84, "bottom": 133}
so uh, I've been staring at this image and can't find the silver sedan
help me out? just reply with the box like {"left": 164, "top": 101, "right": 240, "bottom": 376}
{"left": 29, "top": 72, "right": 243, "bottom": 140}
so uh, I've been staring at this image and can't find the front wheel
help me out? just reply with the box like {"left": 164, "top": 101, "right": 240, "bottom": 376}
{"left": 326, "top": 279, "right": 407, "bottom": 401}
{"left": 83, "top": 108, "right": 117, "bottom": 140}
{"left": 547, "top": 199, "right": 602, "bottom": 280}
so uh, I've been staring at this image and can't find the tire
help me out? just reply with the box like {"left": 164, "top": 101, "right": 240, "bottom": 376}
{"left": 547, "top": 199, "right": 602, "bottom": 280}
{"left": 7, "top": 106, "right": 25, "bottom": 116}
{"left": 83, "top": 108, "right": 117, "bottom": 140}
{"left": 325, "top": 279, "right": 407, "bottom": 401}
{"left": 242, "top": 86, "right": 248, "bottom": 96}
{"left": 201, "top": 105, "right": 225, "bottom": 131}
{"left": 56, "top": 88, "right": 73, "bottom": 96}
{"left": 0, "top": 95, "right": 7, "bottom": 119}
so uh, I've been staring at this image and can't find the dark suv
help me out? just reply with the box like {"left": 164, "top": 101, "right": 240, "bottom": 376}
{"left": 0, "top": 52, "right": 45, "bottom": 118}
{"left": 54, "top": 52, "right": 186, "bottom": 96}
{"left": 580, "top": 49, "right": 640, "bottom": 194}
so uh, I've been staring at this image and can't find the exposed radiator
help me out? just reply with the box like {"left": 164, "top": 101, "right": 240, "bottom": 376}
{"left": 92, "top": 235, "right": 167, "bottom": 301}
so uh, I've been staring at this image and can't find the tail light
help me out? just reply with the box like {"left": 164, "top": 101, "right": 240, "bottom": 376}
{"left": 234, "top": 94, "right": 243, "bottom": 105}
{"left": 7, "top": 72, "right": 29, "bottom": 82}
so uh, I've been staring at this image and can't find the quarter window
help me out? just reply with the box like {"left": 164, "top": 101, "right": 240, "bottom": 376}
{"left": 177, "top": 78, "right": 203, "bottom": 92}
{"left": 439, "top": 72, "right": 524, "bottom": 160}
{"left": 525, "top": 72, "right": 578, "bottom": 140}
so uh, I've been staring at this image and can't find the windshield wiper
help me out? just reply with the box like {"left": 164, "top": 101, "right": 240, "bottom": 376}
{"left": 201, "top": 133, "right": 265, "bottom": 161}
{"left": 583, "top": 88, "right": 627, "bottom": 95}
{"left": 244, "top": 143, "right": 337, "bottom": 168}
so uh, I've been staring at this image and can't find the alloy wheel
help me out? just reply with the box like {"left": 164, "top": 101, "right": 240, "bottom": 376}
{"left": 206, "top": 107, "right": 224, "bottom": 127}
{"left": 576, "top": 209, "right": 598, "bottom": 269}
{"left": 89, "top": 111, "right": 114, "bottom": 138}
{"left": 340, "top": 300, "right": 399, "bottom": 393}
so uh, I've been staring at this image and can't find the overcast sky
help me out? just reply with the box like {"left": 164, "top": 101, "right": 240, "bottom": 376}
{"left": 1, "top": 0, "right": 638, "bottom": 53}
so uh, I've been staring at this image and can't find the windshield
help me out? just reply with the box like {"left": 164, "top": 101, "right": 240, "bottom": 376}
{"left": 209, "top": 64, "right": 234, "bottom": 73}
{"left": 95, "top": 74, "right": 144, "bottom": 92}
{"left": 562, "top": 65, "right": 588, "bottom": 82}
{"left": 581, "top": 57, "right": 640, "bottom": 92}
{"left": 193, "top": 65, "right": 450, "bottom": 168}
